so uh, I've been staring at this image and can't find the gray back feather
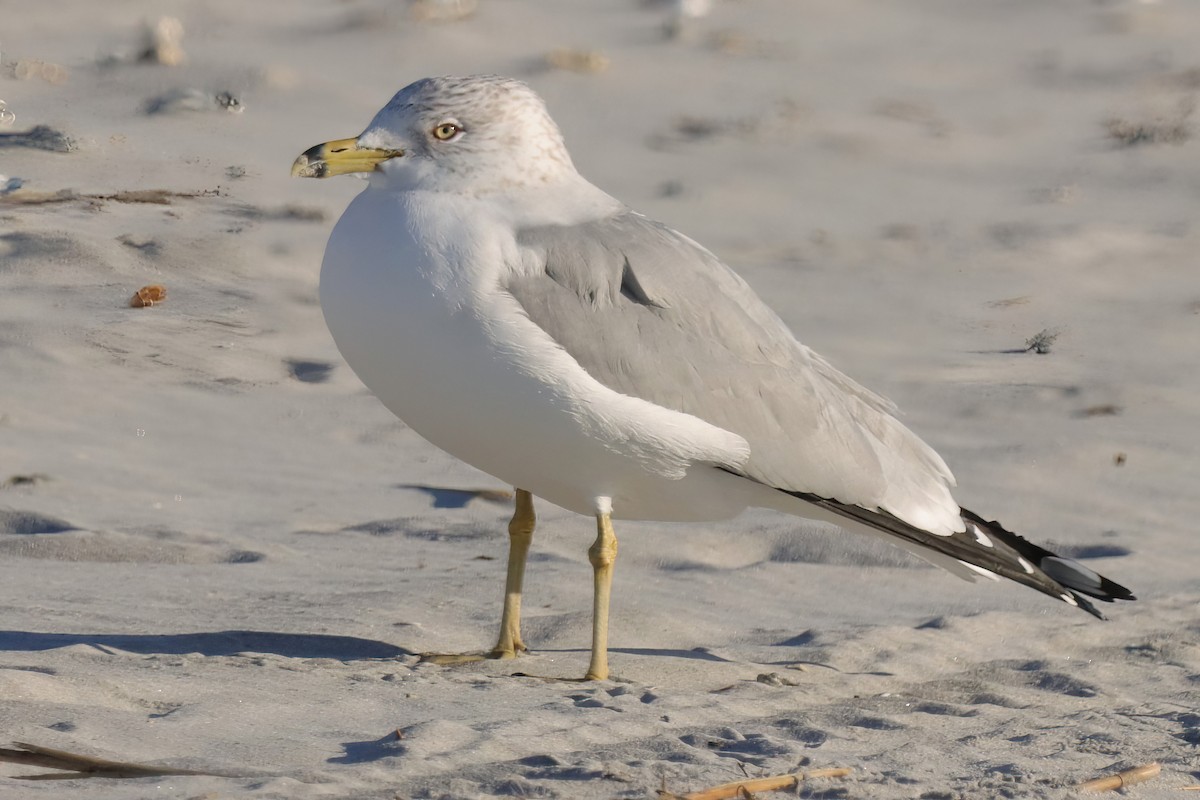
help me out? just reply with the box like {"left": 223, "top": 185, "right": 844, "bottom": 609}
{"left": 506, "top": 211, "right": 956, "bottom": 523}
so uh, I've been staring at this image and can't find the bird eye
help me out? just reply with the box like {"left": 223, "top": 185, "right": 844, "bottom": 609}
{"left": 432, "top": 122, "right": 461, "bottom": 141}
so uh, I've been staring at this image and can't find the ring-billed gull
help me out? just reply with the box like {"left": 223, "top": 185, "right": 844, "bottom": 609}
{"left": 293, "top": 75, "right": 1133, "bottom": 680}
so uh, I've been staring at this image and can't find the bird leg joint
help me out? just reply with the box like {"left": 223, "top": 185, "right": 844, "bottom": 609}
{"left": 588, "top": 522, "right": 618, "bottom": 569}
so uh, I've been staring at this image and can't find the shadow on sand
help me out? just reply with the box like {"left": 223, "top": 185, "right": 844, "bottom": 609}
{"left": 0, "top": 629, "right": 410, "bottom": 660}
{"left": 331, "top": 732, "right": 408, "bottom": 765}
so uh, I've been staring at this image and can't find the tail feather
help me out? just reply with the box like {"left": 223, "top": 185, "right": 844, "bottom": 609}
{"left": 786, "top": 491, "right": 1135, "bottom": 618}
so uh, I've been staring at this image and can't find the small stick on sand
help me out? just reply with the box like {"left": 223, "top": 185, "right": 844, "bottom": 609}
{"left": 1077, "top": 762, "right": 1160, "bottom": 792}
{"left": 0, "top": 741, "right": 244, "bottom": 781}
{"left": 658, "top": 767, "right": 852, "bottom": 800}
{"left": 0, "top": 187, "right": 219, "bottom": 206}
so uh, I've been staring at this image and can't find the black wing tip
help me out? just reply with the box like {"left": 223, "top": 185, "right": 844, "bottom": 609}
{"left": 1095, "top": 579, "right": 1137, "bottom": 603}
{"left": 1068, "top": 585, "right": 1136, "bottom": 619}
{"left": 770, "top": 491, "right": 1136, "bottom": 620}
{"left": 1052, "top": 561, "right": 1137, "bottom": 606}
{"left": 960, "top": 506, "right": 1136, "bottom": 612}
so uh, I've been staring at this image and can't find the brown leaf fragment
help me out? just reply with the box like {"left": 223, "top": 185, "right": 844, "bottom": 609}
{"left": 130, "top": 285, "right": 167, "bottom": 308}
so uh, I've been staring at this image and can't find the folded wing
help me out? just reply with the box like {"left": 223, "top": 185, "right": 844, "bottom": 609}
{"left": 506, "top": 210, "right": 961, "bottom": 535}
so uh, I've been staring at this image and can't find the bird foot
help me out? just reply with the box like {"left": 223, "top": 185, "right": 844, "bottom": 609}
{"left": 419, "top": 647, "right": 608, "bottom": 681}
{"left": 509, "top": 671, "right": 607, "bottom": 683}
{"left": 418, "top": 644, "right": 526, "bottom": 666}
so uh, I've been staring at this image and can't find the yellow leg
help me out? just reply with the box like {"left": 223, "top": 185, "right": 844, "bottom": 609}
{"left": 421, "top": 488, "right": 534, "bottom": 666}
{"left": 584, "top": 511, "right": 618, "bottom": 681}
{"left": 489, "top": 488, "right": 535, "bottom": 658}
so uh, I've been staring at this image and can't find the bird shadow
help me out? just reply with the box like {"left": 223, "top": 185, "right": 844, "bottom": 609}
{"left": 513, "top": 646, "right": 735, "bottom": 664}
{"left": 395, "top": 484, "right": 511, "bottom": 509}
{"left": 326, "top": 651, "right": 739, "bottom": 766}
{"left": 608, "top": 646, "right": 734, "bottom": 663}
{"left": 0, "top": 630, "right": 410, "bottom": 660}
{"left": 330, "top": 732, "right": 407, "bottom": 765}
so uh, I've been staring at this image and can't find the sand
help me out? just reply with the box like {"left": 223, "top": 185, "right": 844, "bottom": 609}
{"left": 1, "top": 1, "right": 1197, "bottom": 797}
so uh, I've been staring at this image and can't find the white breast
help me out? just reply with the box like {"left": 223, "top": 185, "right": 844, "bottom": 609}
{"left": 319, "top": 187, "right": 755, "bottom": 521}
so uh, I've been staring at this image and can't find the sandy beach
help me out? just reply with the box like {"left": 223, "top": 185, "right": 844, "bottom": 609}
{"left": 2, "top": 1, "right": 1198, "bottom": 797}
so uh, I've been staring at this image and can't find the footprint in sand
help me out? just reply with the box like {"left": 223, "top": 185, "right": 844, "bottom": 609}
{"left": 0, "top": 511, "right": 264, "bottom": 564}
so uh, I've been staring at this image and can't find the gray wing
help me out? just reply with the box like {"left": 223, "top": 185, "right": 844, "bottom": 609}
{"left": 506, "top": 210, "right": 961, "bottom": 533}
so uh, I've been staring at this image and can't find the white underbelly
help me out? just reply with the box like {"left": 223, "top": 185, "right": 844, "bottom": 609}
{"left": 319, "top": 199, "right": 754, "bottom": 521}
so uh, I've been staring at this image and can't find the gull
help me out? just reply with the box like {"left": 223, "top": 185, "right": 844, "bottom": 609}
{"left": 292, "top": 75, "right": 1134, "bottom": 680}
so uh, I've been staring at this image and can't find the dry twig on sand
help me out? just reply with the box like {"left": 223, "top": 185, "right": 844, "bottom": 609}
{"left": 1022, "top": 328, "right": 1060, "bottom": 354}
{"left": 0, "top": 188, "right": 219, "bottom": 206}
{"left": 1077, "top": 762, "right": 1160, "bottom": 793}
{"left": 658, "top": 767, "right": 852, "bottom": 800}
{"left": 0, "top": 741, "right": 242, "bottom": 781}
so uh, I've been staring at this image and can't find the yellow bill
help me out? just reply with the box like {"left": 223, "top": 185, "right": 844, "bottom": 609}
{"left": 291, "top": 137, "right": 402, "bottom": 178}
